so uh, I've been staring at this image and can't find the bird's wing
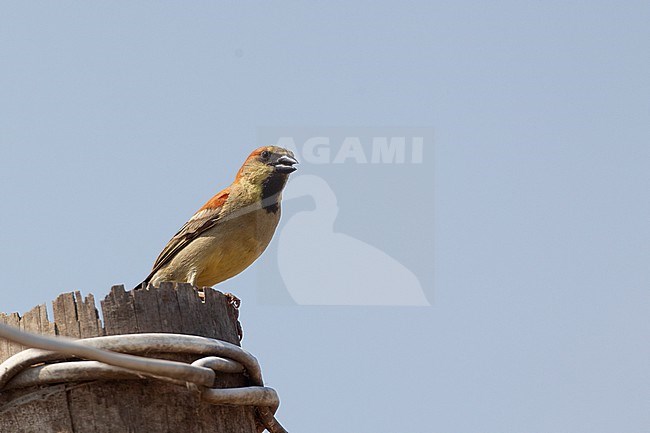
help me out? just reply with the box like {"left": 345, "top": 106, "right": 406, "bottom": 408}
{"left": 141, "top": 189, "right": 230, "bottom": 286}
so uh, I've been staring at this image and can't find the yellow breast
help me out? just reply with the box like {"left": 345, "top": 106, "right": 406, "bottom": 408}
{"left": 154, "top": 206, "right": 281, "bottom": 287}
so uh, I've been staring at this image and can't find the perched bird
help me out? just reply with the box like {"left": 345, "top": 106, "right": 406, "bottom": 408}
{"left": 137, "top": 146, "right": 298, "bottom": 289}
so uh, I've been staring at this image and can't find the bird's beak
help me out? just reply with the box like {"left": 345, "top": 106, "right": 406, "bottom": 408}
{"left": 273, "top": 154, "right": 299, "bottom": 174}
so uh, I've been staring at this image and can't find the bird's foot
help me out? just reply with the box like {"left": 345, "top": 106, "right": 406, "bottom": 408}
{"left": 224, "top": 292, "right": 243, "bottom": 341}
{"left": 224, "top": 292, "right": 241, "bottom": 309}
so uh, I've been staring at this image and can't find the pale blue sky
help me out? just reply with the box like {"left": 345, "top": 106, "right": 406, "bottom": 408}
{"left": 1, "top": 2, "right": 649, "bottom": 433}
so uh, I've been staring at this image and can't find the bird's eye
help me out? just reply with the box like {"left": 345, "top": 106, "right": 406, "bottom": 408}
{"left": 261, "top": 150, "right": 270, "bottom": 160}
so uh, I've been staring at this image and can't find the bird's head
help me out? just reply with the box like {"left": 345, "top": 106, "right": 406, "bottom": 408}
{"left": 236, "top": 146, "right": 298, "bottom": 183}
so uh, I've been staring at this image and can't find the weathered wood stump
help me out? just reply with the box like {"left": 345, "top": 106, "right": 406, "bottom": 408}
{"left": 0, "top": 283, "right": 257, "bottom": 433}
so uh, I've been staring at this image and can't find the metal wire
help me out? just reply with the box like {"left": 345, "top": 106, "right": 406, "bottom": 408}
{"left": 0, "top": 333, "right": 264, "bottom": 387}
{"left": 0, "top": 324, "right": 288, "bottom": 433}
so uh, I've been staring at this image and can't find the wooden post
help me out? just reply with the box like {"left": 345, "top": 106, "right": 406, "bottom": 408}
{"left": 0, "top": 283, "right": 258, "bottom": 433}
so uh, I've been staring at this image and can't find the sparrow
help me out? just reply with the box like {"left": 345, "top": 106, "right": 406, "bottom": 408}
{"left": 137, "top": 146, "right": 298, "bottom": 289}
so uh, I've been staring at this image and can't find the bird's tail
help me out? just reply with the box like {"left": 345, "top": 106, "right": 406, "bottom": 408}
{"left": 134, "top": 269, "right": 158, "bottom": 290}
{"left": 133, "top": 279, "right": 149, "bottom": 290}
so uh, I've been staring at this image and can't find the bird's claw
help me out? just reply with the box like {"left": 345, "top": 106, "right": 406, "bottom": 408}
{"left": 224, "top": 292, "right": 241, "bottom": 309}
{"left": 224, "top": 292, "right": 243, "bottom": 341}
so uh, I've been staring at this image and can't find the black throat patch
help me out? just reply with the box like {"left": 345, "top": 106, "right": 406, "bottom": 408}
{"left": 261, "top": 172, "right": 288, "bottom": 213}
